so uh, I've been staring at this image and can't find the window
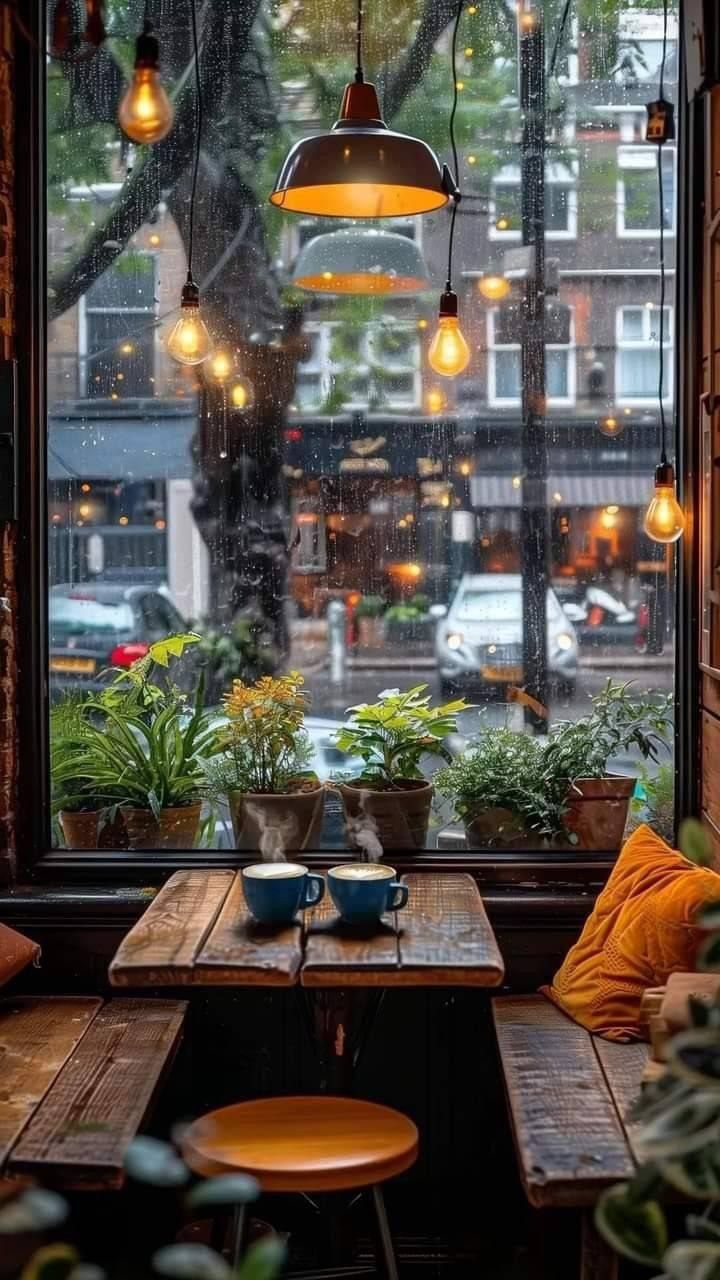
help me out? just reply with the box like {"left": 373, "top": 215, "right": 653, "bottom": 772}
{"left": 487, "top": 305, "right": 576, "bottom": 407}
{"left": 617, "top": 147, "right": 675, "bottom": 236}
{"left": 44, "top": 0, "right": 679, "bottom": 858}
{"left": 81, "top": 255, "right": 158, "bottom": 397}
{"left": 616, "top": 305, "right": 673, "bottom": 403}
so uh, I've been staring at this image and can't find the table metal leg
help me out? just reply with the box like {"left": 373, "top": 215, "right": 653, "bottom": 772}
{"left": 371, "top": 1186, "right": 399, "bottom": 1280}
{"left": 297, "top": 988, "right": 386, "bottom": 1093}
{"left": 230, "top": 1204, "right": 247, "bottom": 1267}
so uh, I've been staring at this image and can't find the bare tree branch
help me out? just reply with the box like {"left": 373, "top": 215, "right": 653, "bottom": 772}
{"left": 380, "top": 0, "right": 459, "bottom": 122}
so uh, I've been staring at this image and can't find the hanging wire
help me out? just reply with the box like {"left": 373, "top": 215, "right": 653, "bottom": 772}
{"left": 355, "top": 0, "right": 364, "bottom": 83}
{"left": 187, "top": 0, "right": 203, "bottom": 283}
{"left": 548, "top": 0, "right": 573, "bottom": 80}
{"left": 656, "top": 0, "right": 669, "bottom": 463}
{"left": 445, "top": 0, "right": 464, "bottom": 291}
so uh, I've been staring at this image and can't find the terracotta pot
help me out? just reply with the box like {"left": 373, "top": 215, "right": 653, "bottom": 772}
{"left": 357, "top": 617, "right": 383, "bottom": 648}
{"left": 229, "top": 784, "right": 325, "bottom": 853}
{"left": 123, "top": 802, "right": 202, "bottom": 850}
{"left": 338, "top": 779, "right": 433, "bottom": 852}
{"left": 59, "top": 808, "right": 128, "bottom": 851}
{"left": 562, "top": 775, "right": 635, "bottom": 851}
{"left": 464, "top": 807, "right": 546, "bottom": 850}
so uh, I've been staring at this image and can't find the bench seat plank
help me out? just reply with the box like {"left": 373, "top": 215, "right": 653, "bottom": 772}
{"left": 0, "top": 997, "right": 102, "bottom": 1169}
{"left": 7, "top": 998, "right": 186, "bottom": 1189}
{"left": 493, "top": 996, "right": 637, "bottom": 1207}
{"left": 109, "top": 871, "right": 235, "bottom": 986}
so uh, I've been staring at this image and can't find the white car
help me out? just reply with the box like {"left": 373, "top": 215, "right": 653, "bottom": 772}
{"left": 434, "top": 574, "right": 578, "bottom": 697}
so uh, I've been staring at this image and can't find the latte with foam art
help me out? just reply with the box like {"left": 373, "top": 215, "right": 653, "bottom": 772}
{"left": 329, "top": 862, "right": 394, "bottom": 881}
{"left": 244, "top": 862, "right": 306, "bottom": 879}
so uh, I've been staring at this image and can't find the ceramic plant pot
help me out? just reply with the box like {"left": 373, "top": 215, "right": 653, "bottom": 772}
{"left": 229, "top": 783, "right": 325, "bottom": 853}
{"left": 123, "top": 802, "right": 202, "bottom": 850}
{"left": 562, "top": 775, "right": 635, "bottom": 851}
{"left": 338, "top": 779, "right": 433, "bottom": 853}
{"left": 59, "top": 808, "right": 128, "bottom": 850}
{"left": 463, "top": 807, "right": 546, "bottom": 850}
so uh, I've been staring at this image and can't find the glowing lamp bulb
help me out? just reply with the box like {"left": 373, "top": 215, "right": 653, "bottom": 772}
{"left": 599, "top": 414, "right": 624, "bottom": 438}
{"left": 209, "top": 350, "right": 234, "bottom": 383}
{"left": 118, "top": 23, "right": 173, "bottom": 145}
{"left": 643, "top": 463, "right": 685, "bottom": 544}
{"left": 230, "top": 377, "right": 255, "bottom": 410}
{"left": 428, "top": 291, "right": 470, "bottom": 378}
{"left": 167, "top": 280, "right": 212, "bottom": 366}
{"left": 478, "top": 273, "right": 510, "bottom": 302}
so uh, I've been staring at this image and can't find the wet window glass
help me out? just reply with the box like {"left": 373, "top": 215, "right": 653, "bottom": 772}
{"left": 46, "top": 0, "right": 679, "bottom": 855}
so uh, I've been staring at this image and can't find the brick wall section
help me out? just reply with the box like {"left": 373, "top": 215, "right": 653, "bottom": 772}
{"left": 0, "top": 4, "right": 16, "bottom": 886}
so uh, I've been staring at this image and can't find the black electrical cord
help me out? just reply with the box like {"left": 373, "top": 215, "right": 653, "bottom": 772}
{"left": 355, "top": 0, "right": 364, "bottom": 83}
{"left": 445, "top": 0, "right": 463, "bottom": 292}
{"left": 656, "top": 0, "right": 669, "bottom": 463}
{"left": 548, "top": 0, "right": 572, "bottom": 80}
{"left": 186, "top": 0, "right": 202, "bottom": 283}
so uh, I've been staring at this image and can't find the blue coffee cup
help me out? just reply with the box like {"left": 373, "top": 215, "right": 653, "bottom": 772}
{"left": 242, "top": 862, "right": 324, "bottom": 924}
{"left": 327, "top": 863, "right": 409, "bottom": 924}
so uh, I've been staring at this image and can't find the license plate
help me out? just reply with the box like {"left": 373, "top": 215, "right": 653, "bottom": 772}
{"left": 50, "top": 656, "right": 97, "bottom": 674}
{"left": 481, "top": 664, "right": 523, "bottom": 682}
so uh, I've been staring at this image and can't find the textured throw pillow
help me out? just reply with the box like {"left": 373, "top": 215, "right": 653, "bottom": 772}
{"left": 542, "top": 824, "right": 720, "bottom": 1041}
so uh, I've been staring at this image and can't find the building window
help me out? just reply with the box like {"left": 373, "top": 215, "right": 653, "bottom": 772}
{"left": 490, "top": 163, "right": 577, "bottom": 240}
{"left": 615, "top": 305, "right": 673, "bottom": 402}
{"left": 80, "top": 253, "right": 157, "bottom": 398}
{"left": 293, "top": 322, "right": 421, "bottom": 414}
{"left": 487, "top": 305, "right": 576, "bottom": 406}
{"left": 617, "top": 146, "right": 675, "bottom": 237}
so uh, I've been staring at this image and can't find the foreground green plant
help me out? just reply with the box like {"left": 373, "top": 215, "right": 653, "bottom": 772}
{"left": 595, "top": 819, "right": 720, "bottom": 1276}
{"left": 334, "top": 684, "right": 467, "bottom": 787}
{"left": 544, "top": 679, "right": 673, "bottom": 789}
{"left": 210, "top": 671, "right": 314, "bottom": 796}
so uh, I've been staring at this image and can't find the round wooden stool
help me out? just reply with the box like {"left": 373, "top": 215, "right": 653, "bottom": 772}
{"left": 182, "top": 1095, "right": 419, "bottom": 1277}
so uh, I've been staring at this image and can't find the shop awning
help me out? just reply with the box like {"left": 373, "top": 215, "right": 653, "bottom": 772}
{"left": 471, "top": 472, "right": 652, "bottom": 508}
{"left": 48, "top": 416, "right": 196, "bottom": 481}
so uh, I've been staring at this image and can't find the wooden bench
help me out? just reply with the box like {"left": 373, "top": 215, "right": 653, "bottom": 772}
{"left": 0, "top": 995, "right": 187, "bottom": 1189}
{"left": 493, "top": 995, "right": 649, "bottom": 1280}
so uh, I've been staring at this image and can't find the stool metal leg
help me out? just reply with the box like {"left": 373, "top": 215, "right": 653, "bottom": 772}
{"left": 371, "top": 1186, "right": 399, "bottom": 1280}
{"left": 230, "top": 1205, "right": 247, "bottom": 1268}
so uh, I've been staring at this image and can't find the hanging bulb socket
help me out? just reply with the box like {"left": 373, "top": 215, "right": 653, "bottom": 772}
{"left": 181, "top": 278, "right": 200, "bottom": 309}
{"left": 439, "top": 288, "right": 458, "bottom": 320}
{"left": 134, "top": 19, "right": 161, "bottom": 71}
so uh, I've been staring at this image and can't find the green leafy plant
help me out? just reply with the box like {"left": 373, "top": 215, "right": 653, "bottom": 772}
{"left": 544, "top": 679, "right": 673, "bottom": 788}
{"left": 211, "top": 671, "right": 315, "bottom": 796}
{"left": 595, "top": 818, "right": 720, "bottom": 1274}
{"left": 354, "top": 594, "right": 386, "bottom": 621}
{"left": 629, "top": 761, "right": 675, "bottom": 845}
{"left": 50, "top": 693, "right": 107, "bottom": 815}
{"left": 195, "top": 617, "right": 279, "bottom": 690}
{"left": 334, "top": 685, "right": 467, "bottom": 788}
{"left": 435, "top": 726, "right": 569, "bottom": 843}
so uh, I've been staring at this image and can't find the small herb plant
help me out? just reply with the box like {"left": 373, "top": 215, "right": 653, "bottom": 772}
{"left": 354, "top": 594, "right": 386, "bottom": 620}
{"left": 435, "top": 726, "right": 569, "bottom": 842}
{"left": 544, "top": 679, "right": 673, "bottom": 786}
{"left": 50, "top": 693, "right": 107, "bottom": 815}
{"left": 334, "top": 684, "right": 467, "bottom": 788}
{"left": 210, "top": 671, "right": 315, "bottom": 796}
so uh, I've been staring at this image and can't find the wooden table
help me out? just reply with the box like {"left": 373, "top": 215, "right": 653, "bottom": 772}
{"left": 109, "top": 869, "right": 504, "bottom": 1088}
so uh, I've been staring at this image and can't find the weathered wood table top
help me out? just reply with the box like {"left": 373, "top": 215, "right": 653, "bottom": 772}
{"left": 109, "top": 870, "right": 505, "bottom": 990}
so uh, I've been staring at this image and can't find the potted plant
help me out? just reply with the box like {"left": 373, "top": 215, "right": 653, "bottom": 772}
{"left": 354, "top": 595, "right": 385, "bottom": 648}
{"left": 64, "top": 634, "right": 214, "bottom": 850}
{"left": 543, "top": 678, "right": 673, "bottom": 851}
{"left": 435, "top": 726, "right": 569, "bottom": 849}
{"left": 51, "top": 695, "right": 128, "bottom": 850}
{"left": 383, "top": 595, "right": 432, "bottom": 647}
{"left": 334, "top": 684, "right": 467, "bottom": 852}
{"left": 208, "top": 671, "right": 325, "bottom": 853}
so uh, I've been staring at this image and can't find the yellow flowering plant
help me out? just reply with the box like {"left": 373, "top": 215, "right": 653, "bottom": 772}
{"left": 208, "top": 671, "right": 315, "bottom": 795}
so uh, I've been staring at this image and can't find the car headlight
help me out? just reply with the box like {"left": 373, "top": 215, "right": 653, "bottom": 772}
{"left": 556, "top": 632, "right": 574, "bottom": 651}
{"left": 446, "top": 631, "right": 464, "bottom": 650}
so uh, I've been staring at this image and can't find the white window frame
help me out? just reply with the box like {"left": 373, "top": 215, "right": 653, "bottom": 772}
{"left": 487, "top": 307, "right": 576, "bottom": 408}
{"left": 616, "top": 145, "right": 676, "bottom": 239}
{"left": 295, "top": 321, "right": 421, "bottom": 413}
{"left": 489, "top": 161, "right": 578, "bottom": 242}
{"left": 79, "top": 251, "right": 158, "bottom": 397}
{"left": 615, "top": 304, "right": 673, "bottom": 406}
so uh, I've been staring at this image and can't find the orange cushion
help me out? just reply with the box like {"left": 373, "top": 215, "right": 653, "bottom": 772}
{"left": 541, "top": 824, "right": 720, "bottom": 1041}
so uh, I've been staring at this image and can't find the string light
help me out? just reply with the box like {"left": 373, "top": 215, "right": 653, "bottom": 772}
{"left": 118, "top": 21, "right": 173, "bottom": 145}
{"left": 208, "top": 349, "right": 234, "bottom": 383}
{"left": 229, "top": 377, "right": 255, "bottom": 410}
{"left": 599, "top": 414, "right": 624, "bottom": 438}
{"left": 429, "top": 0, "right": 470, "bottom": 379}
{"left": 478, "top": 272, "right": 510, "bottom": 301}
{"left": 168, "top": 0, "right": 213, "bottom": 366}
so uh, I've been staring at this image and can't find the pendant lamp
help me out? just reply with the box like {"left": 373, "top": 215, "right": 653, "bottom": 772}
{"left": 292, "top": 228, "right": 430, "bottom": 294}
{"left": 269, "top": 1, "right": 453, "bottom": 218}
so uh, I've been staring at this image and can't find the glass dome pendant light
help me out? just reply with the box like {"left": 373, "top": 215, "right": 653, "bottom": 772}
{"left": 292, "top": 228, "right": 431, "bottom": 294}
{"left": 428, "top": 0, "right": 470, "bottom": 379}
{"left": 167, "top": 0, "right": 213, "bottom": 366}
{"left": 269, "top": 0, "right": 455, "bottom": 219}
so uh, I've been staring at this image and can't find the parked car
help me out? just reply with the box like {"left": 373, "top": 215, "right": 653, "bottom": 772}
{"left": 434, "top": 574, "right": 578, "bottom": 697}
{"left": 554, "top": 583, "right": 647, "bottom": 649}
{"left": 49, "top": 583, "right": 188, "bottom": 697}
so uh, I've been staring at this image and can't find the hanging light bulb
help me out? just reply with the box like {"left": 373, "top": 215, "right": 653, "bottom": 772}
{"left": 229, "top": 377, "right": 255, "bottom": 410}
{"left": 208, "top": 349, "right": 234, "bottom": 383}
{"left": 118, "top": 21, "right": 174, "bottom": 145}
{"left": 478, "top": 272, "right": 510, "bottom": 302}
{"left": 167, "top": 279, "right": 212, "bottom": 365}
{"left": 643, "top": 462, "right": 685, "bottom": 544}
{"left": 429, "top": 289, "right": 470, "bottom": 378}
